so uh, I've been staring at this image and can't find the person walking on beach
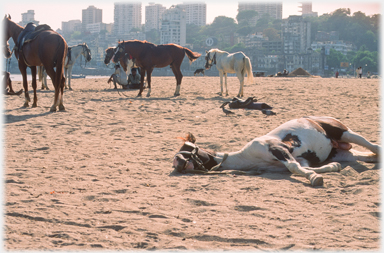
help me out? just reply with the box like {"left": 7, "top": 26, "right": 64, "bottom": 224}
{"left": 358, "top": 67, "right": 363, "bottom": 78}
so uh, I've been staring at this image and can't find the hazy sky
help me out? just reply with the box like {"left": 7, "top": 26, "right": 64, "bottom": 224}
{"left": 2, "top": 1, "right": 381, "bottom": 31}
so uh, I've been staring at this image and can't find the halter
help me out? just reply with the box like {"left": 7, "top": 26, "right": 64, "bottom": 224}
{"left": 174, "top": 142, "right": 208, "bottom": 173}
{"left": 174, "top": 141, "right": 229, "bottom": 173}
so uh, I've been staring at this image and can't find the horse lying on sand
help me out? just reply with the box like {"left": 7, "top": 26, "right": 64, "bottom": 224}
{"left": 173, "top": 116, "right": 380, "bottom": 187}
{"left": 205, "top": 48, "right": 253, "bottom": 97}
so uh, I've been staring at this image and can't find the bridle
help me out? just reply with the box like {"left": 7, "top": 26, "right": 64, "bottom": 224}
{"left": 174, "top": 141, "right": 228, "bottom": 173}
{"left": 174, "top": 141, "right": 208, "bottom": 173}
{"left": 205, "top": 51, "right": 216, "bottom": 69}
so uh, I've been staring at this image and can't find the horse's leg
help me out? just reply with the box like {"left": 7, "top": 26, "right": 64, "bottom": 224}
{"left": 58, "top": 77, "right": 65, "bottom": 111}
{"left": 30, "top": 66, "right": 38, "bottom": 107}
{"left": 137, "top": 68, "right": 146, "bottom": 97}
{"left": 64, "top": 67, "right": 69, "bottom": 89}
{"left": 219, "top": 71, "right": 223, "bottom": 96}
{"left": 237, "top": 70, "right": 245, "bottom": 97}
{"left": 45, "top": 67, "right": 59, "bottom": 111}
{"left": 67, "top": 66, "right": 73, "bottom": 90}
{"left": 19, "top": 62, "right": 30, "bottom": 107}
{"left": 146, "top": 68, "right": 153, "bottom": 97}
{"left": 270, "top": 146, "right": 325, "bottom": 187}
{"left": 224, "top": 72, "right": 228, "bottom": 96}
{"left": 170, "top": 64, "right": 183, "bottom": 96}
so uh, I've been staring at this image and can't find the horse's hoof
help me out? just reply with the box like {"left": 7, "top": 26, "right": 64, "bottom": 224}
{"left": 174, "top": 93, "right": 180, "bottom": 96}
{"left": 146, "top": 93, "right": 151, "bottom": 97}
{"left": 329, "top": 162, "right": 341, "bottom": 172}
{"left": 23, "top": 102, "right": 29, "bottom": 108}
{"left": 59, "top": 105, "right": 65, "bottom": 111}
{"left": 136, "top": 94, "right": 142, "bottom": 97}
{"left": 50, "top": 106, "right": 57, "bottom": 112}
{"left": 32, "top": 103, "right": 37, "bottom": 108}
{"left": 309, "top": 173, "right": 323, "bottom": 187}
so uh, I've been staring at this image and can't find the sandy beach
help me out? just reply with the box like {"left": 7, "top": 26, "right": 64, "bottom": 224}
{"left": 3, "top": 75, "right": 381, "bottom": 250}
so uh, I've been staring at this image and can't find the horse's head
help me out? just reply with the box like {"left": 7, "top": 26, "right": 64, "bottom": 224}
{"left": 113, "top": 43, "right": 125, "bottom": 64}
{"left": 82, "top": 43, "right": 92, "bottom": 62}
{"left": 2, "top": 14, "right": 13, "bottom": 42}
{"left": 173, "top": 133, "right": 217, "bottom": 173}
{"left": 204, "top": 50, "right": 216, "bottom": 70}
{"left": 104, "top": 47, "right": 115, "bottom": 65}
{"left": 3, "top": 41, "right": 12, "bottom": 59}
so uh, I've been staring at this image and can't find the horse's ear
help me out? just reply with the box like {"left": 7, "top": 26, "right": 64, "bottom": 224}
{"left": 186, "top": 132, "right": 196, "bottom": 143}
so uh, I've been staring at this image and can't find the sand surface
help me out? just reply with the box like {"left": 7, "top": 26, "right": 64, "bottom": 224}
{"left": 3, "top": 76, "right": 381, "bottom": 250}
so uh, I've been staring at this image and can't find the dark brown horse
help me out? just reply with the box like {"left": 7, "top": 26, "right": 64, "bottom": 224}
{"left": 112, "top": 40, "right": 201, "bottom": 97}
{"left": 3, "top": 15, "right": 68, "bottom": 111}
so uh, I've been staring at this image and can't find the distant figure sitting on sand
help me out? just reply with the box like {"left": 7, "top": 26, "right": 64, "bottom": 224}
{"left": 107, "top": 64, "right": 128, "bottom": 89}
{"left": 128, "top": 68, "right": 141, "bottom": 89}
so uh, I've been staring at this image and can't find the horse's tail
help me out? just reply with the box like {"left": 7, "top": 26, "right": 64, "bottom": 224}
{"left": 244, "top": 56, "right": 254, "bottom": 84}
{"left": 184, "top": 48, "right": 201, "bottom": 64}
{"left": 55, "top": 37, "right": 68, "bottom": 90}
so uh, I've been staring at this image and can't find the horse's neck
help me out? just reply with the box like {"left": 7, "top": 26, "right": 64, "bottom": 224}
{"left": 9, "top": 21, "right": 23, "bottom": 43}
{"left": 70, "top": 46, "right": 83, "bottom": 60}
{"left": 214, "top": 150, "right": 262, "bottom": 170}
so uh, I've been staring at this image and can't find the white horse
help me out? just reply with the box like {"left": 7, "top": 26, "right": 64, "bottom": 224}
{"left": 173, "top": 116, "right": 380, "bottom": 187}
{"left": 205, "top": 48, "right": 253, "bottom": 97}
{"left": 40, "top": 43, "right": 91, "bottom": 90}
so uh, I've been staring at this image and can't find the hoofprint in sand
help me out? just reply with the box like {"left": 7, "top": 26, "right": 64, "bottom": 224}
{"left": 4, "top": 76, "right": 380, "bottom": 250}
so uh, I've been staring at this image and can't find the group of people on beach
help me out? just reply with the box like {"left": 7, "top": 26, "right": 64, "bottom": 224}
{"left": 107, "top": 64, "right": 141, "bottom": 90}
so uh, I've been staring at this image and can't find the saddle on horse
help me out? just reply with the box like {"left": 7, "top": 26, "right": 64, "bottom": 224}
{"left": 15, "top": 22, "right": 52, "bottom": 62}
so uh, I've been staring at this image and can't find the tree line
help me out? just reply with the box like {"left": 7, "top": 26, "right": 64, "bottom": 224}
{"left": 185, "top": 8, "right": 379, "bottom": 73}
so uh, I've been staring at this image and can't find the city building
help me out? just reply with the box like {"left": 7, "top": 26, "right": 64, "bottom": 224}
{"left": 19, "top": 10, "right": 39, "bottom": 27}
{"left": 311, "top": 41, "right": 354, "bottom": 55}
{"left": 145, "top": 3, "right": 166, "bottom": 32}
{"left": 238, "top": 3, "right": 282, "bottom": 25}
{"left": 114, "top": 3, "right": 142, "bottom": 36}
{"left": 282, "top": 15, "right": 311, "bottom": 54}
{"left": 300, "top": 2, "right": 318, "bottom": 17}
{"left": 62, "top": 20, "right": 82, "bottom": 35}
{"left": 160, "top": 5, "right": 186, "bottom": 46}
{"left": 82, "top": 6, "right": 102, "bottom": 33}
{"left": 177, "top": 2, "right": 206, "bottom": 26}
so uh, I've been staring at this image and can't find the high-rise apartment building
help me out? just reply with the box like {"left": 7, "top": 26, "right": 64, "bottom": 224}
{"left": 160, "top": 5, "right": 186, "bottom": 46}
{"left": 238, "top": 3, "right": 282, "bottom": 25}
{"left": 177, "top": 2, "right": 206, "bottom": 26}
{"left": 82, "top": 6, "right": 102, "bottom": 32}
{"left": 145, "top": 3, "right": 166, "bottom": 32}
{"left": 282, "top": 15, "right": 311, "bottom": 54}
{"left": 300, "top": 2, "right": 318, "bottom": 17}
{"left": 19, "top": 10, "right": 39, "bottom": 27}
{"left": 114, "top": 3, "right": 142, "bottom": 36}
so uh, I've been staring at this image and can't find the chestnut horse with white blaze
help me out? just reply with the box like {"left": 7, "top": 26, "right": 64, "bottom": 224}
{"left": 3, "top": 15, "right": 67, "bottom": 111}
{"left": 174, "top": 116, "right": 380, "bottom": 187}
{"left": 112, "top": 40, "right": 201, "bottom": 97}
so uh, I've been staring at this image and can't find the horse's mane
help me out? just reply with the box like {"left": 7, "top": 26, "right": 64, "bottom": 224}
{"left": 209, "top": 48, "right": 226, "bottom": 54}
{"left": 118, "top": 40, "right": 155, "bottom": 46}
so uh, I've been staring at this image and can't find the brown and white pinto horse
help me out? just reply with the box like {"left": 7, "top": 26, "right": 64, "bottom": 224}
{"left": 173, "top": 116, "right": 380, "bottom": 187}
{"left": 112, "top": 40, "right": 201, "bottom": 97}
{"left": 3, "top": 15, "right": 67, "bottom": 111}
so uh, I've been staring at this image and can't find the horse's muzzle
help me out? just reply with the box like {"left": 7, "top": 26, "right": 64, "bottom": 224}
{"left": 173, "top": 154, "right": 194, "bottom": 172}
